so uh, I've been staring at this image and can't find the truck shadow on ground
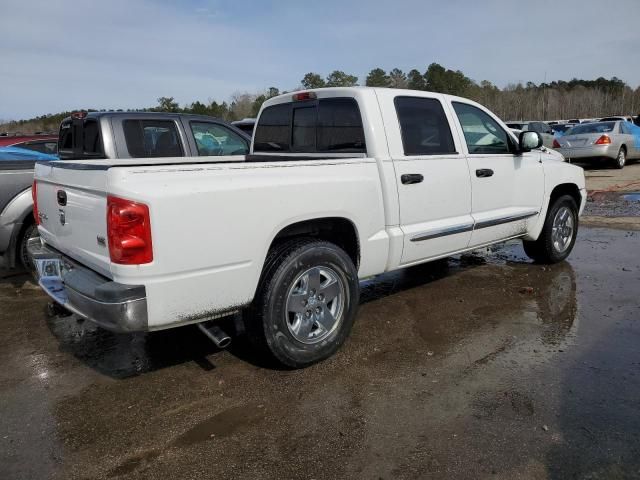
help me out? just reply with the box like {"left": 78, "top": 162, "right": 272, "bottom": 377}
{"left": 43, "top": 253, "right": 489, "bottom": 378}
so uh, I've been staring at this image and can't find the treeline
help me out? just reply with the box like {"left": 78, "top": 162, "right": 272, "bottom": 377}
{"left": 3, "top": 63, "right": 639, "bottom": 134}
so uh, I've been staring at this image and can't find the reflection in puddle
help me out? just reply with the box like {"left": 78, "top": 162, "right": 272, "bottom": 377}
{"left": 355, "top": 242, "right": 577, "bottom": 363}
{"left": 622, "top": 192, "right": 640, "bottom": 202}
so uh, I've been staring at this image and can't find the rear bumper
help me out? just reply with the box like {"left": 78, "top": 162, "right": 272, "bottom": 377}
{"left": 27, "top": 238, "right": 148, "bottom": 332}
{"left": 555, "top": 145, "right": 616, "bottom": 160}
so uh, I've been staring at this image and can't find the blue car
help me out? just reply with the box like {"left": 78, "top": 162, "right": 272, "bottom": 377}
{"left": 0, "top": 146, "right": 57, "bottom": 269}
{"left": 0, "top": 146, "right": 58, "bottom": 162}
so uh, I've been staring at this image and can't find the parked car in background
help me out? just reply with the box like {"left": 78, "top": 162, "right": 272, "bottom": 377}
{"left": 0, "top": 134, "right": 58, "bottom": 155}
{"left": 552, "top": 121, "right": 640, "bottom": 168}
{"left": 231, "top": 117, "right": 256, "bottom": 136}
{"left": 598, "top": 116, "right": 634, "bottom": 123}
{"left": 0, "top": 146, "right": 58, "bottom": 161}
{"left": 55, "top": 112, "right": 250, "bottom": 160}
{"left": 30, "top": 87, "right": 585, "bottom": 368}
{"left": 505, "top": 121, "right": 555, "bottom": 148}
{"left": 0, "top": 147, "right": 58, "bottom": 268}
{"left": 1, "top": 113, "right": 247, "bottom": 269}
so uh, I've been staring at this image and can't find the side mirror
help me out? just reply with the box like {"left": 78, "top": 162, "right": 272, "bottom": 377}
{"left": 519, "top": 131, "right": 543, "bottom": 152}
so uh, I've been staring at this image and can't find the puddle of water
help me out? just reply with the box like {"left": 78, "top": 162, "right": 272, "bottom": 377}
{"left": 622, "top": 192, "right": 640, "bottom": 202}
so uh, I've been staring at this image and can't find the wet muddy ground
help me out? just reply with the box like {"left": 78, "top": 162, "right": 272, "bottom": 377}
{"left": 585, "top": 191, "right": 640, "bottom": 218}
{"left": 1, "top": 227, "right": 640, "bottom": 479}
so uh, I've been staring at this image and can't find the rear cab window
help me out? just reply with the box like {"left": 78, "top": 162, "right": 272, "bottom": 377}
{"left": 58, "top": 118, "right": 105, "bottom": 159}
{"left": 253, "top": 97, "right": 366, "bottom": 154}
{"left": 123, "top": 120, "right": 184, "bottom": 158}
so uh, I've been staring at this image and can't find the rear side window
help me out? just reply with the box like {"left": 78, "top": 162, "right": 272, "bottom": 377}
{"left": 190, "top": 122, "right": 249, "bottom": 156}
{"left": 394, "top": 97, "right": 456, "bottom": 155}
{"left": 253, "top": 98, "right": 366, "bottom": 154}
{"left": 123, "top": 120, "right": 184, "bottom": 158}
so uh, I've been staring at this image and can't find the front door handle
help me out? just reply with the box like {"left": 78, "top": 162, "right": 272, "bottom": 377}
{"left": 476, "top": 169, "right": 494, "bottom": 178}
{"left": 401, "top": 173, "right": 424, "bottom": 185}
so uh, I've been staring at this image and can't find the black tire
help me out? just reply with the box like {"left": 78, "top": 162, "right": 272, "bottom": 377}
{"left": 613, "top": 147, "right": 626, "bottom": 169}
{"left": 17, "top": 221, "right": 38, "bottom": 270}
{"left": 247, "top": 238, "right": 359, "bottom": 368}
{"left": 522, "top": 195, "right": 578, "bottom": 264}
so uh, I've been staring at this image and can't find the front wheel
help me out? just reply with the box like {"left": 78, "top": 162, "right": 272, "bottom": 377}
{"left": 523, "top": 195, "right": 578, "bottom": 264}
{"left": 247, "top": 239, "right": 359, "bottom": 368}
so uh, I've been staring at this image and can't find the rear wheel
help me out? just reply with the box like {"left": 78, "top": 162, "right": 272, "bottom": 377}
{"left": 523, "top": 195, "right": 578, "bottom": 264}
{"left": 17, "top": 221, "right": 38, "bottom": 270}
{"left": 613, "top": 147, "right": 626, "bottom": 169}
{"left": 247, "top": 238, "right": 359, "bottom": 368}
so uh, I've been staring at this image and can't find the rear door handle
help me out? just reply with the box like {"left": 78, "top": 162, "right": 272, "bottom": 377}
{"left": 401, "top": 174, "right": 424, "bottom": 185}
{"left": 475, "top": 169, "right": 494, "bottom": 178}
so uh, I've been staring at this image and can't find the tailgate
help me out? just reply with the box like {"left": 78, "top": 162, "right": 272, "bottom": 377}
{"left": 34, "top": 162, "right": 112, "bottom": 277}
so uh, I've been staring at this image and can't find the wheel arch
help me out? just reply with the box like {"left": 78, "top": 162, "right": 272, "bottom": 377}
{"left": 525, "top": 182, "right": 583, "bottom": 242}
{"left": 1, "top": 188, "right": 34, "bottom": 268}
{"left": 266, "top": 216, "right": 361, "bottom": 270}
{"left": 549, "top": 183, "right": 582, "bottom": 209}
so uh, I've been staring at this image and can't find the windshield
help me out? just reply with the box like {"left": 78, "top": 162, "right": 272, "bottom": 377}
{"left": 565, "top": 122, "right": 615, "bottom": 135}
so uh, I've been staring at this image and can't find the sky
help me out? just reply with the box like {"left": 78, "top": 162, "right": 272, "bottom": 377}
{"left": 1, "top": 0, "right": 639, "bottom": 120}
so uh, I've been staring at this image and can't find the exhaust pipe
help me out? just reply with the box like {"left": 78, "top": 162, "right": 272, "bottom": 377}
{"left": 197, "top": 322, "right": 232, "bottom": 349}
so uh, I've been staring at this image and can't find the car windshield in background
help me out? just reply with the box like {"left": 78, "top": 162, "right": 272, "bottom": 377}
{"left": 565, "top": 122, "right": 615, "bottom": 135}
{"left": 506, "top": 123, "right": 524, "bottom": 130}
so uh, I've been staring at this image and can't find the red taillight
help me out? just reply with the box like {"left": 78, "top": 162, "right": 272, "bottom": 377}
{"left": 292, "top": 91, "right": 317, "bottom": 102}
{"left": 552, "top": 139, "right": 561, "bottom": 148}
{"left": 107, "top": 196, "right": 153, "bottom": 265}
{"left": 594, "top": 135, "right": 611, "bottom": 145}
{"left": 32, "top": 181, "right": 39, "bottom": 225}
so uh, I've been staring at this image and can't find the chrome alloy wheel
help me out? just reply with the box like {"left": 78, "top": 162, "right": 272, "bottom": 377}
{"left": 285, "top": 266, "right": 345, "bottom": 344}
{"left": 617, "top": 148, "right": 626, "bottom": 168}
{"left": 552, "top": 206, "right": 574, "bottom": 253}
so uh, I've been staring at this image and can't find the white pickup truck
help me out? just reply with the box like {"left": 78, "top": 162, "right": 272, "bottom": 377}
{"left": 30, "top": 87, "right": 586, "bottom": 368}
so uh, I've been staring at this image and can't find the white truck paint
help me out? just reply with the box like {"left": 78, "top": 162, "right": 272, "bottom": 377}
{"left": 30, "top": 87, "right": 586, "bottom": 366}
